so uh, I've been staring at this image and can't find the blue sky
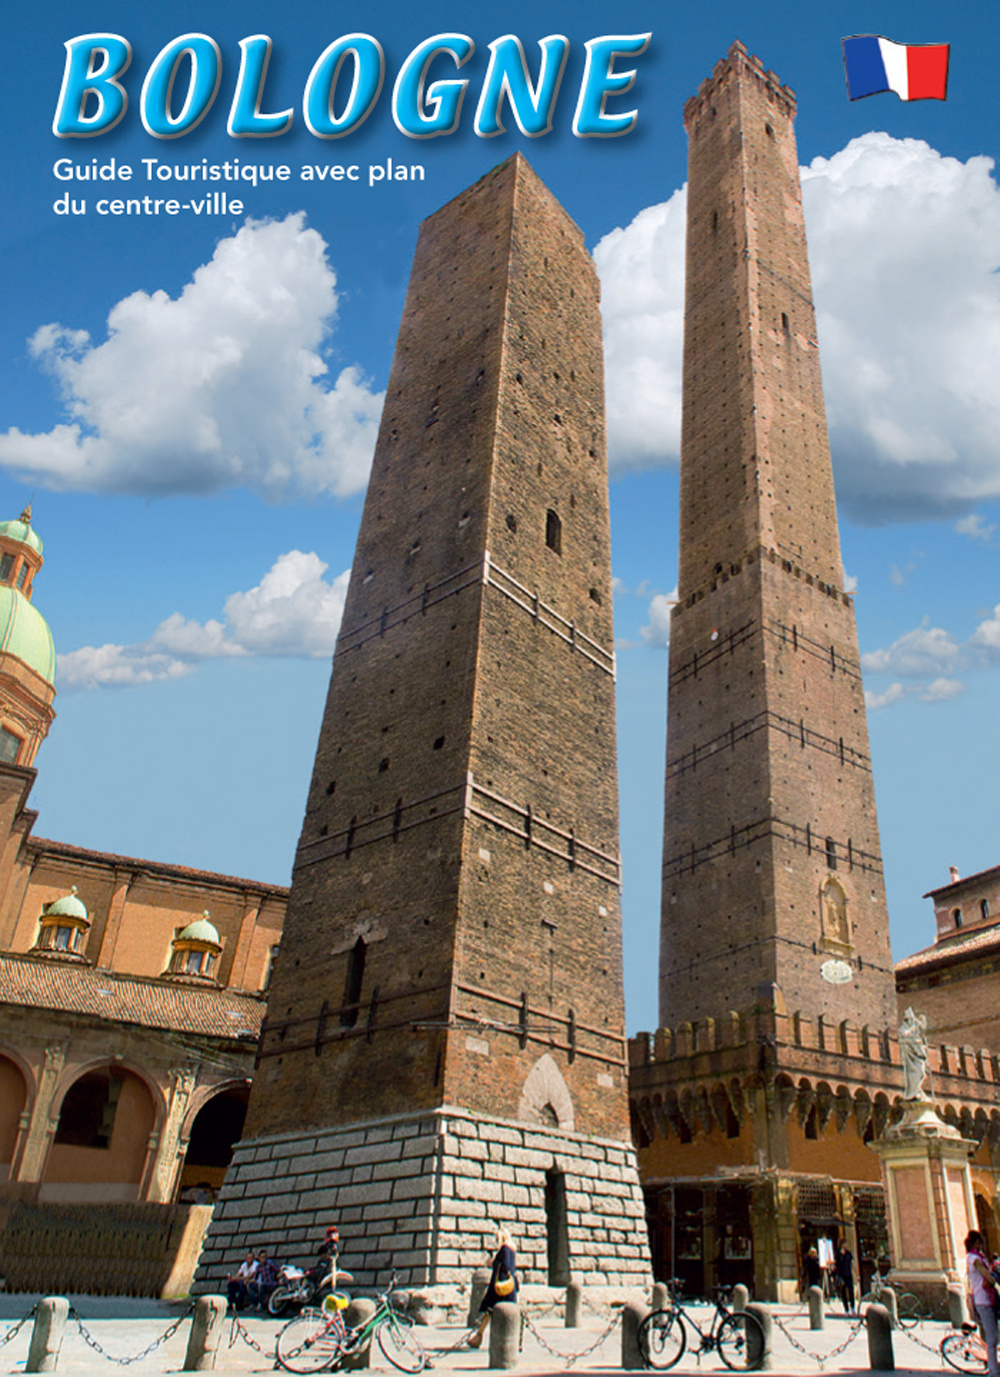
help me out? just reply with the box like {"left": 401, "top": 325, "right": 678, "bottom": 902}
{"left": 1, "top": 0, "right": 998, "bottom": 1035}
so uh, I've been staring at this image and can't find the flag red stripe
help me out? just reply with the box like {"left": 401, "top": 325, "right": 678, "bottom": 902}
{"left": 906, "top": 45, "right": 949, "bottom": 100}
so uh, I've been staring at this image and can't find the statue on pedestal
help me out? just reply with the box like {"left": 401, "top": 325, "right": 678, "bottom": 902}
{"left": 899, "top": 1007, "right": 930, "bottom": 1101}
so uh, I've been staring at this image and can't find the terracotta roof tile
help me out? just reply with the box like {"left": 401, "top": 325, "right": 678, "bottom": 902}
{"left": 0, "top": 953, "right": 265, "bottom": 1039}
{"left": 27, "top": 836, "right": 290, "bottom": 898}
{"left": 896, "top": 925, "right": 1000, "bottom": 976}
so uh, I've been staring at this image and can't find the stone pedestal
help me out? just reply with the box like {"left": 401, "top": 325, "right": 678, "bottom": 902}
{"left": 870, "top": 1099, "right": 976, "bottom": 1319}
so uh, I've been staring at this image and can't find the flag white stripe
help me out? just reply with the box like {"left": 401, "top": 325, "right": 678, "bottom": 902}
{"left": 878, "top": 37, "right": 910, "bottom": 99}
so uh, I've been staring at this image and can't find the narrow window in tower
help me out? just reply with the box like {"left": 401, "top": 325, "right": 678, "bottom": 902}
{"left": 981, "top": 899, "right": 990, "bottom": 921}
{"left": 712, "top": 210, "right": 718, "bottom": 234}
{"left": 545, "top": 509, "right": 562, "bottom": 554}
{"left": 781, "top": 312, "right": 790, "bottom": 334}
{"left": 825, "top": 837, "right": 837, "bottom": 871}
{"left": 545, "top": 1171, "right": 570, "bottom": 1286}
{"left": 953, "top": 908, "right": 963, "bottom": 929}
{"left": 340, "top": 937, "right": 367, "bottom": 1028}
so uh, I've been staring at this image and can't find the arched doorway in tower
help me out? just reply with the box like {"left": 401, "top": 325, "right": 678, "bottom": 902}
{"left": 41, "top": 1066, "right": 157, "bottom": 1202}
{"left": 0, "top": 1055, "right": 28, "bottom": 1181}
{"left": 177, "top": 1084, "right": 250, "bottom": 1203}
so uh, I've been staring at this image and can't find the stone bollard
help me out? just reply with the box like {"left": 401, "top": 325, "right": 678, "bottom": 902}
{"left": 468, "top": 1269, "right": 493, "bottom": 1327}
{"left": 878, "top": 1286, "right": 898, "bottom": 1330}
{"left": 182, "top": 1295, "right": 226, "bottom": 1372}
{"left": 731, "top": 1283, "right": 750, "bottom": 1313}
{"left": 650, "top": 1282, "right": 670, "bottom": 1312}
{"left": 343, "top": 1297, "right": 378, "bottom": 1370}
{"left": 807, "top": 1285, "right": 825, "bottom": 1331}
{"left": 866, "top": 1302, "right": 894, "bottom": 1370}
{"left": 947, "top": 1286, "right": 969, "bottom": 1328}
{"left": 745, "top": 1303, "right": 773, "bottom": 1372}
{"left": 621, "top": 1300, "right": 650, "bottom": 1371}
{"left": 489, "top": 1302, "right": 520, "bottom": 1369}
{"left": 26, "top": 1296, "right": 69, "bottom": 1373}
{"left": 565, "top": 1281, "right": 583, "bottom": 1328}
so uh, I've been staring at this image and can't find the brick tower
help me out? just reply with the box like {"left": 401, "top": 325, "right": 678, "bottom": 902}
{"left": 198, "top": 155, "right": 650, "bottom": 1290}
{"left": 629, "top": 43, "right": 899, "bottom": 1303}
{"left": 661, "top": 43, "right": 895, "bottom": 1030}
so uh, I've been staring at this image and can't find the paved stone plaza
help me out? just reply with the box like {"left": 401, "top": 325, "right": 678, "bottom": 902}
{"left": 0, "top": 1294, "right": 965, "bottom": 1375}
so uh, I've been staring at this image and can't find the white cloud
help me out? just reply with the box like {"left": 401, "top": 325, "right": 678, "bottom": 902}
{"left": 919, "top": 677, "right": 965, "bottom": 703}
{"left": 639, "top": 591, "right": 676, "bottom": 648}
{"left": 864, "top": 683, "right": 907, "bottom": 710}
{"left": 969, "top": 603, "right": 1000, "bottom": 659}
{"left": 843, "top": 572, "right": 858, "bottom": 594}
{"left": 0, "top": 216, "right": 383, "bottom": 500}
{"left": 593, "top": 193, "right": 686, "bottom": 475}
{"left": 58, "top": 551, "right": 349, "bottom": 689}
{"left": 595, "top": 134, "right": 1000, "bottom": 523}
{"left": 861, "top": 621, "right": 962, "bottom": 677}
{"left": 955, "top": 513, "right": 997, "bottom": 543}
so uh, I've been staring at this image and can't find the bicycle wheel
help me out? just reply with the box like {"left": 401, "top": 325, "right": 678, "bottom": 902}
{"left": 717, "top": 1311, "right": 765, "bottom": 1371}
{"left": 637, "top": 1309, "right": 686, "bottom": 1370}
{"left": 942, "top": 1332, "right": 989, "bottom": 1374}
{"left": 276, "top": 1310, "right": 347, "bottom": 1373}
{"left": 896, "top": 1293, "right": 923, "bottom": 1328}
{"left": 375, "top": 1316, "right": 426, "bottom": 1373}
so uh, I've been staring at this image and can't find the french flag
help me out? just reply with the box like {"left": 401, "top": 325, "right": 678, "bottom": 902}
{"left": 842, "top": 35, "right": 949, "bottom": 101}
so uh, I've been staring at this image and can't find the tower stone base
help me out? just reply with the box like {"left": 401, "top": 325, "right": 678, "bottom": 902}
{"left": 195, "top": 1106, "right": 651, "bottom": 1291}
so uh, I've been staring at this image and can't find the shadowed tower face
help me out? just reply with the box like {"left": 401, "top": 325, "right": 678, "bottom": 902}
{"left": 660, "top": 43, "right": 896, "bottom": 1032}
{"left": 201, "top": 154, "right": 650, "bottom": 1290}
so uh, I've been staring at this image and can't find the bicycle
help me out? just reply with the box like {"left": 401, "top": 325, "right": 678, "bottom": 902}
{"left": 638, "top": 1281, "right": 765, "bottom": 1371}
{"left": 941, "top": 1322, "right": 991, "bottom": 1373}
{"left": 276, "top": 1273, "right": 426, "bottom": 1374}
{"left": 857, "top": 1275, "right": 924, "bottom": 1328}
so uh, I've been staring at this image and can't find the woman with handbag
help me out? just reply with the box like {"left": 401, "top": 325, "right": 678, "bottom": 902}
{"left": 468, "top": 1226, "right": 518, "bottom": 1347}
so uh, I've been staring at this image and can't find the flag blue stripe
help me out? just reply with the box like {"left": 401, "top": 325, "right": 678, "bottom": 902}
{"left": 843, "top": 35, "right": 890, "bottom": 100}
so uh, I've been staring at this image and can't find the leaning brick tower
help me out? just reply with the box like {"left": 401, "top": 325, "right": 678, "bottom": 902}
{"left": 198, "top": 154, "right": 650, "bottom": 1290}
{"left": 629, "top": 44, "right": 899, "bottom": 1304}
{"left": 660, "top": 42, "right": 896, "bottom": 1031}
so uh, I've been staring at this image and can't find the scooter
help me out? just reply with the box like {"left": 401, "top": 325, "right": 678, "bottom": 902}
{"left": 268, "top": 1263, "right": 354, "bottom": 1317}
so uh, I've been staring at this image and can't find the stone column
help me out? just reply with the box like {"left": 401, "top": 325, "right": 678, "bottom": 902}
{"left": 12, "top": 1042, "right": 66, "bottom": 1184}
{"left": 870, "top": 1098, "right": 976, "bottom": 1318}
{"left": 145, "top": 1065, "right": 199, "bottom": 1203}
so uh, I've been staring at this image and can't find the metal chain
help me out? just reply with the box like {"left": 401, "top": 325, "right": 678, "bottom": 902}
{"left": 68, "top": 1303, "right": 195, "bottom": 1366}
{"left": 897, "top": 1322, "right": 946, "bottom": 1358}
{"left": 227, "top": 1311, "right": 270, "bottom": 1354}
{"left": 0, "top": 1305, "right": 37, "bottom": 1346}
{"left": 523, "top": 1309, "right": 621, "bottom": 1367}
{"left": 580, "top": 1294, "right": 621, "bottom": 1322}
{"left": 429, "top": 1326, "right": 480, "bottom": 1355}
{"left": 771, "top": 1310, "right": 866, "bottom": 1368}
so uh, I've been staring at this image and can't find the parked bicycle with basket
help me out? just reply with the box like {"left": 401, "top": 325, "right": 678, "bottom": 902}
{"left": 638, "top": 1280, "right": 765, "bottom": 1371}
{"left": 276, "top": 1272, "right": 425, "bottom": 1374}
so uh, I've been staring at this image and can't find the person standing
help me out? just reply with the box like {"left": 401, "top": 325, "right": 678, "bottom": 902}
{"left": 966, "top": 1230, "right": 1000, "bottom": 1377}
{"left": 835, "top": 1240, "right": 856, "bottom": 1314}
{"left": 469, "top": 1226, "right": 518, "bottom": 1348}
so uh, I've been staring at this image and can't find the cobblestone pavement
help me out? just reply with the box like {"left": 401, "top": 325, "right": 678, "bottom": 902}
{"left": 0, "top": 1297, "right": 960, "bottom": 1375}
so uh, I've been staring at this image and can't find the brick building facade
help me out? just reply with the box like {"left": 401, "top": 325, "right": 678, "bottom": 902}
{"left": 0, "top": 511, "right": 289, "bottom": 1295}
{"left": 198, "top": 155, "right": 651, "bottom": 1292}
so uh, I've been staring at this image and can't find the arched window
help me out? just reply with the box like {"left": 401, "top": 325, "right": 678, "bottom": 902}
{"left": 953, "top": 908, "right": 963, "bottom": 929}
{"left": 545, "top": 509, "right": 562, "bottom": 555}
{"left": 341, "top": 937, "right": 367, "bottom": 1028}
{"left": 981, "top": 899, "right": 990, "bottom": 922}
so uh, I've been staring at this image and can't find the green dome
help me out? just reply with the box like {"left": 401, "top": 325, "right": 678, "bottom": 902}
{"left": 177, "top": 915, "right": 221, "bottom": 947}
{"left": 0, "top": 586, "right": 55, "bottom": 685}
{"left": 46, "top": 887, "right": 88, "bottom": 920}
{"left": 0, "top": 515, "right": 42, "bottom": 556}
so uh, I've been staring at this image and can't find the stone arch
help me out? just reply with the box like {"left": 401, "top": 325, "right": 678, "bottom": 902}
{"left": 518, "top": 1053, "right": 574, "bottom": 1131}
{"left": 42, "top": 1063, "right": 157, "bottom": 1203}
{"left": 0, "top": 1053, "right": 28, "bottom": 1180}
{"left": 177, "top": 1082, "right": 251, "bottom": 1202}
